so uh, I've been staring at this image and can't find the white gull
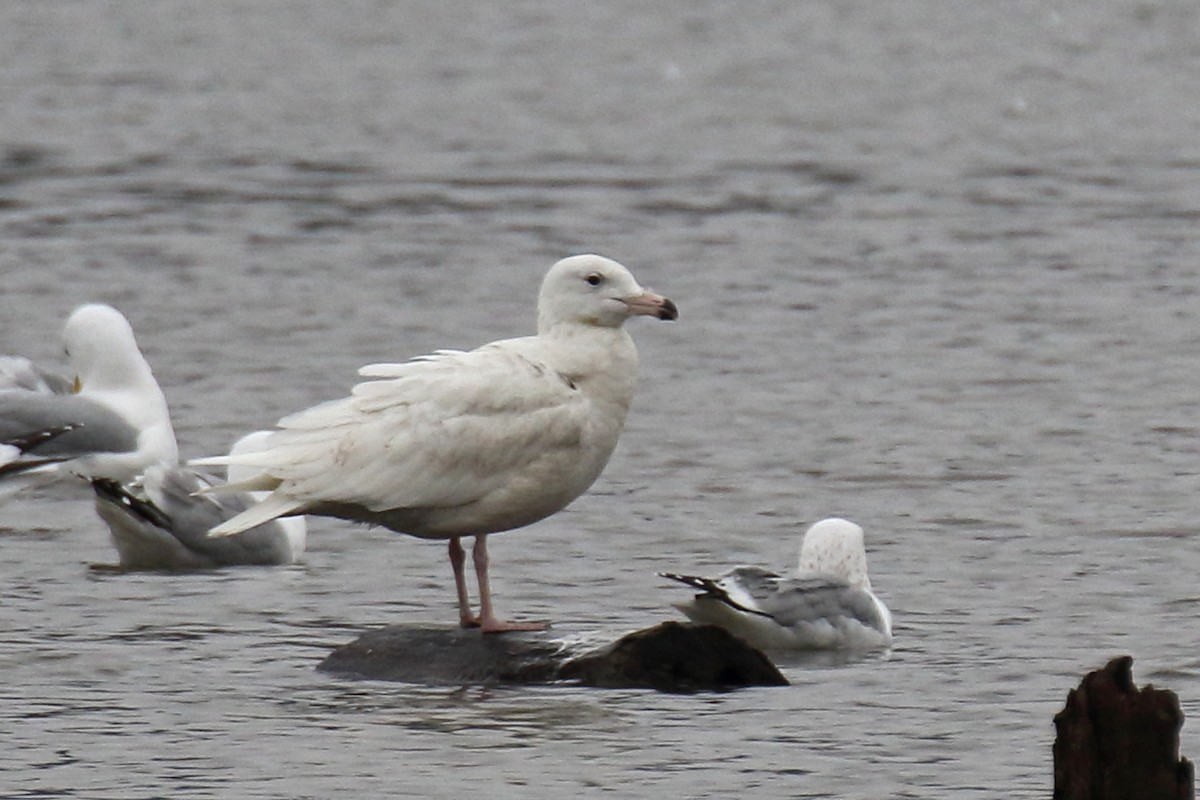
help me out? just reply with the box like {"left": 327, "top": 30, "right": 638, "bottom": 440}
{"left": 661, "top": 517, "right": 893, "bottom": 651}
{"left": 194, "top": 254, "right": 677, "bottom": 632}
{"left": 0, "top": 304, "right": 178, "bottom": 490}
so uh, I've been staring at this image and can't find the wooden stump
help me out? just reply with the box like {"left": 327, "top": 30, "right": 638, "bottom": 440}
{"left": 1053, "top": 655, "right": 1194, "bottom": 800}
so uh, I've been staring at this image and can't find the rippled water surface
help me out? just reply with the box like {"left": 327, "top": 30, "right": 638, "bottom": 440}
{"left": 5, "top": 3, "right": 1200, "bottom": 798}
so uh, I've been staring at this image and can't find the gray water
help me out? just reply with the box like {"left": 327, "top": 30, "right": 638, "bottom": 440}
{"left": 3, "top": 2, "right": 1200, "bottom": 797}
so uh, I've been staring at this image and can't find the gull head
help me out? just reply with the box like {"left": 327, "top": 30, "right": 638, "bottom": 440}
{"left": 538, "top": 254, "right": 678, "bottom": 333}
{"left": 63, "top": 303, "right": 155, "bottom": 393}
{"left": 797, "top": 517, "right": 873, "bottom": 590}
{"left": 63, "top": 303, "right": 179, "bottom": 469}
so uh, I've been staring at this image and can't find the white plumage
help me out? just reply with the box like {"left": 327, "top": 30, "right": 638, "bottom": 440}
{"left": 195, "top": 254, "right": 676, "bottom": 632}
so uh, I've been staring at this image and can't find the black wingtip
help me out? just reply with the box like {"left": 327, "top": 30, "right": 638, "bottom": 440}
{"left": 659, "top": 572, "right": 717, "bottom": 592}
{"left": 659, "top": 572, "right": 776, "bottom": 620}
{"left": 4, "top": 423, "right": 81, "bottom": 454}
{"left": 91, "top": 478, "right": 174, "bottom": 530}
{"left": 91, "top": 477, "right": 123, "bottom": 499}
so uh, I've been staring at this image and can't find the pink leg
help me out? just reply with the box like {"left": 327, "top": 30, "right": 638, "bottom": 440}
{"left": 449, "top": 537, "right": 479, "bottom": 628}
{"left": 473, "top": 534, "right": 546, "bottom": 634}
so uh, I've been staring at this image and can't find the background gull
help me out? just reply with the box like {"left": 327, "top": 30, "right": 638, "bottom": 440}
{"left": 0, "top": 355, "right": 73, "bottom": 395}
{"left": 0, "top": 304, "right": 178, "bottom": 496}
{"left": 92, "top": 431, "right": 307, "bottom": 570}
{"left": 661, "top": 517, "right": 893, "bottom": 651}
{"left": 194, "top": 254, "right": 677, "bottom": 633}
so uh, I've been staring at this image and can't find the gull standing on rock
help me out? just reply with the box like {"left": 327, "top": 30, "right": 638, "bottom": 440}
{"left": 195, "top": 254, "right": 677, "bottom": 633}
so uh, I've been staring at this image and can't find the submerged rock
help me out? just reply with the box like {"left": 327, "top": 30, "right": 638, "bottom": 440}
{"left": 318, "top": 621, "right": 788, "bottom": 692}
{"left": 1053, "top": 655, "right": 1193, "bottom": 800}
{"left": 317, "top": 625, "right": 567, "bottom": 686}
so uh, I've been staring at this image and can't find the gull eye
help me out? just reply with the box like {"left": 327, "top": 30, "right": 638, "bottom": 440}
{"left": 585, "top": 273, "right": 603, "bottom": 287}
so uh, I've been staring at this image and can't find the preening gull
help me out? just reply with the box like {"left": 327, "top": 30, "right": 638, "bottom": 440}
{"left": 0, "top": 304, "right": 178, "bottom": 493}
{"left": 194, "top": 254, "right": 677, "bottom": 633}
{"left": 92, "top": 432, "right": 307, "bottom": 569}
{"left": 661, "top": 517, "right": 893, "bottom": 651}
{"left": 0, "top": 355, "right": 73, "bottom": 394}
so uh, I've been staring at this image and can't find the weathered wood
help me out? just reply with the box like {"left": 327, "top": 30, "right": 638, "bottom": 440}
{"left": 1053, "top": 656, "right": 1194, "bottom": 800}
{"left": 318, "top": 620, "right": 788, "bottom": 692}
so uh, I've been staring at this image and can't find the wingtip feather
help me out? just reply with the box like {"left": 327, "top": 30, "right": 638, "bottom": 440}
{"left": 208, "top": 493, "right": 305, "bottom": 538}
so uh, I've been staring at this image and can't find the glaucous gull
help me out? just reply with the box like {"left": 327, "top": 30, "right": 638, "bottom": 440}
{"left": 196, "top": 255, "right": 676, "bottom": 632}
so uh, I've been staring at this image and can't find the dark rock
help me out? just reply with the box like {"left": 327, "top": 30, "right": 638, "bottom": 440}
{"left": 1053, "top": 655, "right": 1194, "bottom": 800}
{"left": 317, "top": 625, "right": 567, "bottom": 685}
{"left": 560, "top": 621, "right": 788, "bottom": 692}
{"left": 318, "top": 620, "right": 788, "bottom": 692}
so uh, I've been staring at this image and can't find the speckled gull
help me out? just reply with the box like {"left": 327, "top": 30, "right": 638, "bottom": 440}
{"left": 92, "top": 432, "right": 307, "bottom": 569}
{"left": 661, "top": 517, "right": 893, "bottom": 651}
{"left": 193, "top": 254, "right": 677, "bottom": 633}
{"left": 0, "top": 304, "right": 178, "bottom": 493}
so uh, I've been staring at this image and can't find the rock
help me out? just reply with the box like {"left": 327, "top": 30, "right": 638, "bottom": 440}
{"left": 318, "top": 620, "right": 788, "bottom": 692}
{"left": 560, "top": 621, "right": 789, "bottom": 692}
{"left": 1053, "top": 655, "right": 1194, "bottom": 800}
{"left": 316, "top": 625, "right": 566, "bottom": 685}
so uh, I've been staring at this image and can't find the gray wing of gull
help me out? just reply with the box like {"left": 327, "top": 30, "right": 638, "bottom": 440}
{"left": 719, "top": 566, "right": 786, "bottom": 607}
{"left": 757, "top": 574, "right": 889, "bottom": 632}
{"left": 0, "top": 391, "right": 138, "bottom": 472}
{"left": 92, "top": 467, "right": 297, "bottom": 568}
{"left": 0, "top": 356, "right": 72, "bottom": 395}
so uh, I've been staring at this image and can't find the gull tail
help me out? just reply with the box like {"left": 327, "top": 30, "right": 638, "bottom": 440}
{"left": 194, "top": 473, "right": 281, "bottom": 495}
{"left": 188, "top": 455, "right": 230, "bottom": 469}
{"left": 209, "top": 493, "right": 305, "bottom": 538}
